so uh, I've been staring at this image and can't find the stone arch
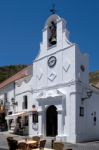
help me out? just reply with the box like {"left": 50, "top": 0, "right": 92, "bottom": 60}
{"left": 45, "top": 14, "right": 61, "bottom": 27}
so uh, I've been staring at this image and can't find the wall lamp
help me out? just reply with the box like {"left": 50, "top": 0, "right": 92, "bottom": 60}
{"left": 81, "top": 89, "right": 93, "bottom": 101}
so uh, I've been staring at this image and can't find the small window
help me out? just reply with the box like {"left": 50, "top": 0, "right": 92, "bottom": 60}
{"left": 93, "top": 112, "right": 96, "bottom": 126}
{"left": 80, "top": 107, "right": 84, "bottom": 117}
{"left": 32, "top": 112, "right": 38, "bottom": 123}
{"left": 23, "top": 95, "right": 28, "bottom": 109}
{"left": 4, "top": 93, "right": 8, "bottom": 102}
{"left": 80, "top": 65, "right": 85, "bottom": 72}
{"left": 8, "top": 111, "right": 12, "bottom": 115}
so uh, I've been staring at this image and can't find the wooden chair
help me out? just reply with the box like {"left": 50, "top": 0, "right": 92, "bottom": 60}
{"left": 7, "top": 137, "right": 13, "bottom": 143}
{"left": 32, "top": 136, "right": 40, "bottom": 142}
{"left": 39, "top": 139, "right": 46, "bottom": 149}
{"left": 53, "top": 142, "right": 64, "bottom": 150}
{"left": 32, "top": 136, "right": 40, "bottom": 148}
{"left": 29, "top": 143, "right": 38, "bottom": 149}
{"left": 7, "top": 137, "right": 13, "bottom": 150}
{"left": 7, "top": 137, "right": 18, "bottom": 150}
{"left": 12, "top": 140, "right": 18, "bottom": 150}
{"left": 17, "top": 142, "right": 27, "bottom": 150}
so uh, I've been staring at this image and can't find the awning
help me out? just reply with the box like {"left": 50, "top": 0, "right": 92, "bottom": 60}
{"left": 0, "top": 106, "right": 5, "bottom": 113}
{"left": 5, "top": 111, "right": 27, "bottom": 120}
{"left": 0, "top": 110, "right": 5, "bottom": 113}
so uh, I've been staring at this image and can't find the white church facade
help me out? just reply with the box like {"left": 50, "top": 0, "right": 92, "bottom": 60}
{"left": 0, "top": 14, "right": 99, "bottom": 143}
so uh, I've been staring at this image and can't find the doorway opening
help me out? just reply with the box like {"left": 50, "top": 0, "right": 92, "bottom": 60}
{"left": 46, "top": 105, "right": 57, "bottom": 136}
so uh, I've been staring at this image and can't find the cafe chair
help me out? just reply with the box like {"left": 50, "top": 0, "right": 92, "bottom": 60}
{"left": 53, "top": 142, "right": 64, "bottom": 150}
{"left": 32, "top": 136, "right": 40, "bottom": 148}
{"left": 39, "top": 139, "right": 46, "bottom": 149}
{"left": 7, "top": 137, "right": 13, "bottom": 150}
{"left": 7, "top": 136, "right": 13, "bottom": 142}
{"left": 7, "top": 137, "right": 18, "bottom": 150}
{"left": 29, "top": 143, "right": 38, "bottom": 149}
{"left": 17, "top": 142, "right": 27, "bottom": 150}
{"left": 32, "top": 136, "right": 40, "bottom": 142}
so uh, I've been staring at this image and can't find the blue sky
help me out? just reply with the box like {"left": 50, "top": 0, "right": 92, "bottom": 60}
{"left": 0, "top": 0, "right": 99, "bottom": 71}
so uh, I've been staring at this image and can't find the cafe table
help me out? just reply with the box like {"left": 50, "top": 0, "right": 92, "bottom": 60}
{"left": 31, "top": 148, "right": 55, "bottom": 150}
{"left": 18, "top": 139, "right": 37, "bottom": 144}
{"left": 18, "top": 139, "right": 37, "bottom": 149}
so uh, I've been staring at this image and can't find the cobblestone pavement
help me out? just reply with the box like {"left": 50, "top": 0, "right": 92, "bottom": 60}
{"left": 1, "top": 132, "right": 99, "bottom": 150}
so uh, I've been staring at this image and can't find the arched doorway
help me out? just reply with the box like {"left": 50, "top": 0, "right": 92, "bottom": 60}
{"left": 46, "top": 105, "right": 57, "bottom": 136}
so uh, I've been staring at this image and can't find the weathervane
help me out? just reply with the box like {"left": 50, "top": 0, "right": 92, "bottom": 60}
{"left": 50, "top": 4, "right": 57, "bottom": 14}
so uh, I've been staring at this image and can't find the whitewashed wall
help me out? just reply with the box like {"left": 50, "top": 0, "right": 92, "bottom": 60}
{"left": 75, "top": 84, "right": 99, "bottom": 142}
{"left": 15, "top": 76, "right": 33, "bottom": 112}
{"left": 0, "top": 83, "right": 15, "bottom": 114}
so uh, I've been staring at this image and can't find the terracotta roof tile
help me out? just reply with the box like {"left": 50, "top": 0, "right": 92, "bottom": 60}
{"left": 0, "top": 67, "right": 29, "bottom": 89}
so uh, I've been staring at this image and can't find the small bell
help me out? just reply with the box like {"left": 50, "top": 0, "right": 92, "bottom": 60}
{"left": 51, "top": 37, "right": 56, "bottom": 45}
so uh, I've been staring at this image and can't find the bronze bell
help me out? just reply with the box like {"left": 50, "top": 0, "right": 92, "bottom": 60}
{"left": 51, "top": 37, "right": 56, "bottom": 45}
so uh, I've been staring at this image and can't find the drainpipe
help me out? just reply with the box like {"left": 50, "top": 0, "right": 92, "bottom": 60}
{"left": 13, "top": 82, "right": 16, "bottom": 113}
{"left": 14, "top": 82, "right": 15, "bottom": 99}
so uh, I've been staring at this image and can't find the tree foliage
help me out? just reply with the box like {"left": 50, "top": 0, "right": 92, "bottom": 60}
{"left": 89, "top": 71, "right": 99, "bottom": 84}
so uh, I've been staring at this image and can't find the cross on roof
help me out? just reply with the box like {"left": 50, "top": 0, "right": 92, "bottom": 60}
{"left": 50, "top": 4, "right": 57, "bottom": 14}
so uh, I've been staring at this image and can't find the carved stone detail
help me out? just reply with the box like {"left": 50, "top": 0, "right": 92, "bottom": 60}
{"left": 37, "top": 69, "right": 43, "bottom": 80}
{"left": 63, "top": 60, "right": 70, "bottom": 72}
{"left": 24, "top": 75, "right": 32, "bottom": 83}
{"left": 48, "top": 72, "right": 56, "bottom": 81}
{"left": 16, "top": 80, "right": 23, "bottom": 87}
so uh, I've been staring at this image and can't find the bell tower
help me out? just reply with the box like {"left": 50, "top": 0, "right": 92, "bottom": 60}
{"left": 35, "top": 13, "right": 72, "bottom": 60}
{"left": 32, "top": 11, "right": 89, "bottom": 143}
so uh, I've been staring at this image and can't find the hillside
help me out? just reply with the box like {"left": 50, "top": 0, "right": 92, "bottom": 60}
{"left": 89, "top": 71, "right": 99, "bottom": 86}
{"left": 0, "top": 65, "right": 28, "bottom": 83}
{"left": 0, "top": 65, "right": 98, "bottom": 87}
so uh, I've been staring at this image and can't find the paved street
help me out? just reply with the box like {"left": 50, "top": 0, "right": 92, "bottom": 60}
{"left": 0, "top": 131, "right": 26, "bottom": 150}
{"left": 0, "top": 131, "right": 53, "bottom": 150}
{"left": 1, "top": 132, "right": 99, "bottom": 150}
{"left": 64, "top": 142, "right": 99, "bottom": 150}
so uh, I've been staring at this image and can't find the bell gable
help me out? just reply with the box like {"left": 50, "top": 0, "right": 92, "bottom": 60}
{"left": 35, "top": 14, "right": 72, "bottom": 60}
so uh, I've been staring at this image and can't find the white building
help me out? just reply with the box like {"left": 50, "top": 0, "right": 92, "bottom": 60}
{"left": 0, "top": 14, "right": 99, "bottom": 143}
{"left": 0, "top": 65, "right": 33, "bottom": 134}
